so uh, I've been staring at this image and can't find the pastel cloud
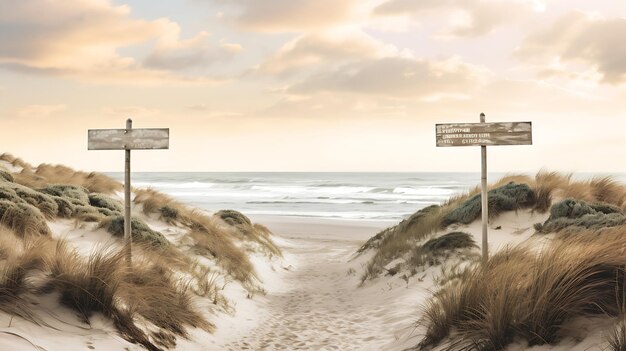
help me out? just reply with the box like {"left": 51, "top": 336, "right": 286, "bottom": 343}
{"left": 258, "top": 30, "right": 397, "bottom": 75}
{"left": 517, "top": 11, "right": 626, "bottom": 84}
{"left": 288, "top": 56, "right": 488, "bottom": 99}
{"left": 0, "top": 0, "right": 239, "bottom": 83}
{"left": 374, "top": 0, "right": 539, "bottom": 36}
{"left": 230, "top": 0, "right": 358, "bottom": 32}
{"left": 145, "top": 30, "right": 242, "bottom": 71}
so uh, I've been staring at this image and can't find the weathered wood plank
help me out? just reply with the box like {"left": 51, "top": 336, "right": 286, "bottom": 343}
{"left": 435, "top": 122, "right": 532, "bottom": 147}
{"left": 88, "top": 128, "right": 169, "bottom": 150}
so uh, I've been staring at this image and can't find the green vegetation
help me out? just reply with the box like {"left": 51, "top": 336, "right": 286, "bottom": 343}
{"left": 216, "top": 209, "right": 252, "bottom": 227}
{"left": 134, "top": 188, "right": 279, "bottom": 283}
{"left": 99, "top": 215, "right": 169, "bottom": 248}
{"left": 442, "top": 183, "right": 535, "bottom": 226}
{"left": 0, "top": 170, "right": 13, "bottom": 182}
{"left": 0, "top": 200, "right": 51, "bottom": 237}
{"left": 89, "top": 193, "right": 123, "bottom": 213}
{"left": 0, "top": 155, "right": 270, "bottom": 350}
{"left": 536, "top": 198, "right": 626, "bottom": 233}
{"left": 39, "top": 184, "right": 90, "bottom": 206}
{"left": 421, "top": 232, "right": 477, "bottom": 253}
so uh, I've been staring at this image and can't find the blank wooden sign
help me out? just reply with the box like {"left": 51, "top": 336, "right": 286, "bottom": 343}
{"left": 88, "top": 128, "right": 169, "bottom": 150}
{"left": 435, "top": 122, "right": 532, "bottom": 147}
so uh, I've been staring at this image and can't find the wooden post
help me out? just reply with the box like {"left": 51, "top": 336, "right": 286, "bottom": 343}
{"left": 435, "top": 117, "right": 532, "bottom": 265}
{"left": 88, "top": 121, "right": 169, "bottom": 265}
{"left": 480, "top": 113, "right": 488, "bottom": 265}
{"left": 124, "top": 118, "right": 132, "bottom": 264}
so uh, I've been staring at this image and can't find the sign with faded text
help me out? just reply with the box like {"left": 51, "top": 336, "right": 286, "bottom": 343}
{"left": 88, "top": 128, "right": 169, "bottom": 150}
{"left": 435, "top": 122, "right": 532, "bottom": 147}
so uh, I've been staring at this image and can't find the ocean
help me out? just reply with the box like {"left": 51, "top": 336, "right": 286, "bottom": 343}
{"left": 106, "top": 172, "right": 626, "bottom": 223}
{"left": 107, "top": 172, "right": 516, "bottom": 222}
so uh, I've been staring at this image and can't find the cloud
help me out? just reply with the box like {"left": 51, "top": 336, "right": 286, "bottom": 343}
{"left": 288, "top": 56, "right": 489, "bottom": 98}
{"left": 145, "top": 30, "right": 242, "bottom": 71}
{"left": 0, "top": 0, "right": 234, "bottom": 83}
{"left": 374, "top": 0, "right": 540, "bottom": 36}
{"left": 258, "top": 29, "right": 397, "bottom": 75}
{"left": 516, "top": 11, "right": 626, "bottom": 84}
{"left": 219, "top": 0, "right": 358, "bottom": 32}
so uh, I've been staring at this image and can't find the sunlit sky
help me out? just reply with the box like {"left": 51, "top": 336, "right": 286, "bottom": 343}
{"left": 1, "top": 0, "right": 626, "bottom": 172}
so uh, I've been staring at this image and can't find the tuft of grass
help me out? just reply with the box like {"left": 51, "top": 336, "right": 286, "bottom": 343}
{"left": 0, "top": 153, "right": 33, "bottom": 171}
{"left": 0, "top": 229, "right": 52, "bottom": 324}
{"left": 45, "top": 242, "right": 163, "bottom": 351}
{"left": 46, "top": 242, "right": 126, "bottom": 322}
{"left": 134, "top": 188, "right": 272, "bottom": 283}
{"left": 0, "top": 200, "right": 51, "bottom": 237}
{"left": 0, "top": 170, "right": 13, "bottom": 182}
{"left": 421, "top": 232, "right": 477, "bottom": 253}
{"left": 214, "top": 210, "right": 282, "bottom": 256}
{"left": 215, "top": 209, "right": 252, "bottom": 227}
{"left": 39, "top": 184, "right": 90, "bottom": 206}
{"left": 122, "top": 262, "right": 214, "bottom": 338}
{"left": 537, "top": 198, "right": 626, "bottom": 234}
{"left": 88, "top": 193, "right": 123, "bottom": 213}
{"left": 188, "top": 219, "right": 255, "bottom": 283}
{"left": 134, "top": 189, "right": 185, "bottom": 225}
{"left": 99, "top": 216, "right": 169, "bottom": 248}
{"left": 13, "top": 163, "right": 122, "bottom": 194}
{"left": 360, "top": 205, "right": 448, "bottom": 282}
{"left": 607, "top": 318, "right": 626, "bottom": 351}
{"left": 442, "top": 182, "right": 535, "bottom": 226}
{"left": 418, "top": 235, "right": 626, "bottom": 350}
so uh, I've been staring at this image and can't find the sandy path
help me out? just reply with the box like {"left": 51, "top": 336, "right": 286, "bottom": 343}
{"left": 223, "top": 237, "right": 402, "bottom": 351}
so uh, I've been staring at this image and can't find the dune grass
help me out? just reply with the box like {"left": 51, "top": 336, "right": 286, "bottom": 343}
{"left": 99, "top": 215, "right": 169, "bottom": 248}
{"left": 417, "top": 232, "right": 626, "bottom": 350}
{"left": 0, "top": 200, "right": 51, "bottom": 237}
{"left": 45, "top": 241, "right": 217, "bottom": 351}
{"left": 359, "top": 180, "right": 535, "bottom": 282}
{"left": 134, "top": 188, "right": 278, "bottom": 283}
{"left": 214, "top": 210, "right": 282, "bottom": 257}
{"left": 0, "top": 170, "right": 13, "bottom": 182}
{"left": 607, "top": 317, "right": 626, "bottom": 351}
{"left": 359, "top": 172, "right": 626, "bottom": 283}
{"left": 0, "top": 228, "right": 51, "bottom": 324}
{"left": 421, "top": 232, "right": 477, "bottom": 253}
{"left": 0, "top": 154, "right": 121, "bottom": 194}
{"left": 442, "top": 183, "right": 535, "bottom": 226}
{"left": 535, "top": 198, "right": 626, "bottom": 234}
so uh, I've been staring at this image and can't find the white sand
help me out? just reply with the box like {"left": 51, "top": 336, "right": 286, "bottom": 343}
{"left": 218, "top": 212, "right": 610, "bottom": 351}
{"left": 0, "top": 206, "right": 612, "bottom": 350}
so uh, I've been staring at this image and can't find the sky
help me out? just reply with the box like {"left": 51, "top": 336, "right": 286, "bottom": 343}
{"left": 1, "top": 0, "right": 626, "bottom": 172}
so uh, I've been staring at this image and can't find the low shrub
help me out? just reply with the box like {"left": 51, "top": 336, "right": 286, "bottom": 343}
{"left": 0, "top": 200, "right": 51, "bottom": 237}
{"left": 99, "top": 216, "right": 169, "bottom": 248}
{"left": 39, "top": 184, "right": 90, "bottom": 206}
{"left": 421, "top": 232, "right": 477, "bottom": 253}
{"left": 537, "top": 199, "right": 626, "bottom": 234}
{"left": 89, "top": 193, "right": 123, "bottom": 213}
{"left": 215, "top": 209, "right": 252, "bottom": 227}
{"left": 442, "top": 183, "right": 535, "bottom": 226}
{"left": 0, "top": 170, "right": 13, "bottom": 182}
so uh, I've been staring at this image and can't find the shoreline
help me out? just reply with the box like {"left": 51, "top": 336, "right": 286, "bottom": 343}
{"left": 248, "top": 214, "right": 395, "bottom": 243}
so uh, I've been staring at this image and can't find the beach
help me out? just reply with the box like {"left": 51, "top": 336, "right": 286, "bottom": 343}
{"left": 215, "top": 216, "right": 424, "bottom": 351}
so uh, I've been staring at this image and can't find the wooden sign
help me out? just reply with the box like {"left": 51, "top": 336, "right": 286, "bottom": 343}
{"left": 435, "top": 114, "right": 533, "bottom": 265}
{"left": 88, "top": 119, "right": 169, "bottom": 265}
{"left": 435, "top": 122, "right": 532, "bottom": 147}
{"left": 88, "top": 128, "right": 169, "bottom": 150}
